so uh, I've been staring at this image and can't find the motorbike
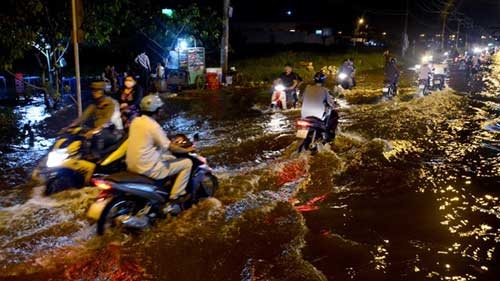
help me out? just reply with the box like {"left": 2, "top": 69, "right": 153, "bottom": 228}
{"left": 417, "top": 73, "right": 432, "bottom": 97}
{"left": 32, "top": 126, "right": 127, "bottom": 195}
{"left": 337, "top": 72, "right": 354, "bottom": 90}
{"left": 431, "top": 74, "right": 445, "bottom": 90}
{"left": 382, "top": 81, "right": 397, "bottom": 99}
{"left": 86, "top": 134, "right": 218, "bottom": 235}
{"left": 296, "top": 107, "right": 339, "bottom": 154}
{"left": 270, "top": 84, "right": 287, "bottom": 110}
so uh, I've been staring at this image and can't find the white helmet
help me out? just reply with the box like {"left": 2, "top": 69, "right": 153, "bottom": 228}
{"left": 140, "top": 94, "right": 164, "bottom": 112}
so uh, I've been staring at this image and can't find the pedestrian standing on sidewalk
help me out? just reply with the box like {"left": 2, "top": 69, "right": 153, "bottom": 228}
{"left": 135, "top": 51, "right": 151, "bottom": 91}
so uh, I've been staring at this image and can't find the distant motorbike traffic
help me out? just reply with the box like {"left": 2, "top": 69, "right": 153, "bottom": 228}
{"left": 270, "top": 82, "right": 287, "bottom": 110}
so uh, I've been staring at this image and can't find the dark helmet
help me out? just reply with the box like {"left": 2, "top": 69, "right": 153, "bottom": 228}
{"left": 313, "top": 72, "right": 326, "bottom": 83}
{"left": 90, "top": 81, "right": 106, "bottom": 90}
{"left": 390, "top": 57, "right": 397, "bottom": 64}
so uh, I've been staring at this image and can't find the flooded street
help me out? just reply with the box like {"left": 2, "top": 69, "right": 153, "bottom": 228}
{"left": 0, "top": 54, "right": 499, "bottom": 280}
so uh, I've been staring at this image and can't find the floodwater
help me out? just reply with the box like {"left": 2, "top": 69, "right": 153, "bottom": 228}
{"left": 0, "top": 54, "right": 499, "bottom": 280}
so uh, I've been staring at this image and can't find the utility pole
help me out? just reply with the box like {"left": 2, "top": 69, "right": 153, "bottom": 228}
{"left": 402, "top": 0, "right": 409, "bottom": 57}
{"left": 71, "top": 0, "right": 82, "bottom": 117}
{"left": 440, "top": 0, "right": 455, "bottom": 50}
{"left": 440, "top": 12, "right": 447, "bottom": 50}
{"left": 455, "top": 19, "right": 461, "bottom": 49}
{"left": 221, "top": 0, "right": 230, "bottom": 78}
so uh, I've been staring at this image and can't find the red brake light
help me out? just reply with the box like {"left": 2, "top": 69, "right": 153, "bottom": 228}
{"left": 91, "top": 179, "right": 112, "bottom": 190}
{"left": 297, "top": 120, "right": 310, "bottom": 127}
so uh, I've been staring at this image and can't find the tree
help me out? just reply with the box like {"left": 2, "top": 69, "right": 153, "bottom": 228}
{"left": 122, "top": 2, "right": 222, "bottom": 64}
{"left": 0, "top": 0, "right": 222, "bottom": 108}
{"left": 0, "top": 0, "right": 74, "bottom": 108}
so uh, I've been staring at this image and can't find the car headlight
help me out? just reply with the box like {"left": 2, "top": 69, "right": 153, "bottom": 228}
{"left": 274, "top": 84, "right": 285, "bottom": 91}
{"left": 46, "top": 149, "right": 69, "bottom": 168}
{"left": 338, "top": 73, "right": 347, "bottom": 80}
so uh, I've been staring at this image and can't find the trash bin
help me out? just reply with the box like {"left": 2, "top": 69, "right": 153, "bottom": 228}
{"left": 206, "top": 72, "right": 220, "bottom": 90}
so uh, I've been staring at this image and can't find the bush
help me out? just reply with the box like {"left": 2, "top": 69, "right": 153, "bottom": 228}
{"left": 232, "top": 51, "right": 386, "bottom": 86}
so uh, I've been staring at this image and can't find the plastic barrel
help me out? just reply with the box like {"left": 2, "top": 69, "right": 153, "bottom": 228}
{"left": 206, "top": 73, "right": 220, "bottom": 90}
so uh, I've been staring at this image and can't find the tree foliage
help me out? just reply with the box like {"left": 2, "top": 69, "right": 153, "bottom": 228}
{"left": 0, "top": 0, "right": 71, "bottom": 69}
{"left": 0, "top": 0, "right": 222, "bottom": 69}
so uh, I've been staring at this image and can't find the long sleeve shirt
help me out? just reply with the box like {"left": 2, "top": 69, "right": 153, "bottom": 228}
{"left": 76, "top": 96, "right": 123, "bottom": 130}
{"left": 126, "top": 115, "right": 173, "bottom": 179}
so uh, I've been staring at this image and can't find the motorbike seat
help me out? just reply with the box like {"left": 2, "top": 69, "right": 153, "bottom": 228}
{"left": 106, "top": 171, "right": 156, "bottom": 185}
{"left": 303, "top": 116, "right": 326, "bottom": 123}
{"left": 304, "top": 115, "right": 323, "bottom": 121}
{"left": 105, "top": 171, "right": 175, "bottom": 194}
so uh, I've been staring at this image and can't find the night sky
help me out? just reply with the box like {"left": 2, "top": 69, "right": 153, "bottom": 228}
{"left": 230, "top": 0, "right": 499, "bottom": 35}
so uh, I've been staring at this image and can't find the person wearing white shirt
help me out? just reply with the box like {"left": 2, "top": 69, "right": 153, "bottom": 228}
{"left": 126, "top": 95, "right": 194, "bottom": 200}
{"left": 135, "top": 51, "right": 151, "bottom": 90}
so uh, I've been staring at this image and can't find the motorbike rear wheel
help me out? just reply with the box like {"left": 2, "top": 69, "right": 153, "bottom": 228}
{"left": 97, "top": 196, "right": 139, "bottom": 235}
{"left": 298, "top": 129, "right": 318, "bottom": 154}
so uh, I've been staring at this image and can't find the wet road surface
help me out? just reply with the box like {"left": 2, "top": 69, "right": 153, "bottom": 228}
{"left": 0, "top": 55, "right": 499, "bottom": 280}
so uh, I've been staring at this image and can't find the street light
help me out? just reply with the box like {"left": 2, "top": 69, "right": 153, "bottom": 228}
{"left": 354, "top": 17, "right": 365, "bottom": 46}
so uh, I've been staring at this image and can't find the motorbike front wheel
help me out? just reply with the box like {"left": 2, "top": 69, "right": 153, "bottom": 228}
{"left": 45, "top": 174, "right": 84, "bottom": 196}
{"left": 97, "top": 196, "right": 139, "bottom": 235}
{"left": 193, "top": 173, "right": 218, "bottom": 202}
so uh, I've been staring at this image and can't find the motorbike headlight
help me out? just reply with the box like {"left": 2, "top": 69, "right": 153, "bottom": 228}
{"left": 46, "top": 149, "right": 69, "bottom": 168}
{"left": 421, "top": 55, "right": 433, "bottom": 63}
{"left": 338, "top": 73, "right": 347, "bottom": 80}
{"left": 274, "top": 84, "right": 285, "bottom": 91}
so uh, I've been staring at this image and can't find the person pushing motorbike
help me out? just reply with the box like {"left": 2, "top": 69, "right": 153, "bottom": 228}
{"left": 125, "top": 94, "right": 195, "bottom": 202}
{"left": 301, "top": 72, "right": 338, "bottom": 142}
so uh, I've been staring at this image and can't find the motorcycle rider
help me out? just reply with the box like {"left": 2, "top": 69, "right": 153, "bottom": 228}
{"left": 383, "top": 57, "right": 400, "bottom": 94}
{"left": 418, "top": 63, "right": 433, "bottom": 90}
{"left": 67, "top": 81, "right": 123, "bottom": 152}
{"left": 301, "top": 72, "right": 339, "bottom": 142}
{"left": 126, "top": 94, "right": 194, "bottom": 201}
{"left": 432, "top": 62, "right": 447, "bottom": 90}
{"left": 339, "top": 58, "right": 356, "bottom": 88}
{"left": 278, "top": 63, "right": 302, "bottom": 108}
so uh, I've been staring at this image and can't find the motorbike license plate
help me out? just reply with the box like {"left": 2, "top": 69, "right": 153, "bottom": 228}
{"left": 382, "top": 87, "right": 389, "bottom": 93}
{"left": 87, "top": 198, "right": 112, "bottom": 220}
{"left": 434, "top": 80, "right": 441, "bottom": 84}
{"left": 296, "top": 129, "right": 308, "bottom": 139}
{"left": 418, "top": 85, "right": 425, "bottom": 89}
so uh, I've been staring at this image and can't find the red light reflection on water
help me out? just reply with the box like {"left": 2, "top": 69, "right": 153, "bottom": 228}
{"left": 293, "top": 193, "right": 329, "bottom": 213}
{"left": 276, "top": 159, "right": 307, "bottom": 186}
{"left": 64, "top": 243, "right": 145, "bottom": 281}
